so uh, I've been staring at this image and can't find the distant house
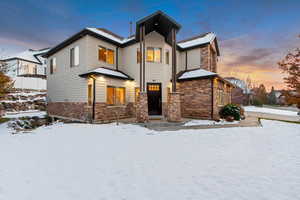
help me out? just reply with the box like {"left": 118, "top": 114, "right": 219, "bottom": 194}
{"left": 225, "top": 77, "right": 251, "bottom": 105}
{"left": 0, "top": 48, "right": 50, "bottom": 90}
{"left": 44, "top": 11, "right": 234, "bottom": 122}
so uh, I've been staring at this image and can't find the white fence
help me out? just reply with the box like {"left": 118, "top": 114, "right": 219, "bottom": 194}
{"left": 13, "top": 77, "right": 46, "bottom": 90}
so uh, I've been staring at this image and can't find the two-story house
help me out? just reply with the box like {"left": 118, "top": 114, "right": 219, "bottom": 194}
{"left": 44, "top": 11, "right": 233, "bottom": 122}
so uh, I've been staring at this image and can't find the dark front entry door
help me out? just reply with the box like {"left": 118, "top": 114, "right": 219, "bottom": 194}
{"left": 147, "top": 83, "right": 162, "bottom": 115}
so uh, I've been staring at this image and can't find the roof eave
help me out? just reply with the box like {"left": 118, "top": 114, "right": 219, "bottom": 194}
{"left": 79, "top": 72, "right": 134, "bottom": 81}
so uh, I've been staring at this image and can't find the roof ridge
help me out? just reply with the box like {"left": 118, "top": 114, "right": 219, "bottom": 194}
{"left": 96, "top": 28, "right": 124, "bottom": 40}
{"left": 178, "top": 32, "right": 214, "bottom": 43}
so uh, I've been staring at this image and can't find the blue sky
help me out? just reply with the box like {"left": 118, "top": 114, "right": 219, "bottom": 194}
{"left": 0, "top": 0, "right": 299, "bottom": 89}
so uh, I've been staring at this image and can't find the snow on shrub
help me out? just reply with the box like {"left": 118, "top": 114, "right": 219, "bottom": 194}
{"left": 219, "top": 104, "right": 242, "bottom": 121}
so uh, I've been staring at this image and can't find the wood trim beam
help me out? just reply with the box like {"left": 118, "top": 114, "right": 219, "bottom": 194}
{"left": 172, "top": 28, "right": 177, "bottom": 92}
{"left": 185, "top": 51, "right": 188, "bottom": 70}
{"left": 142, "top": 25, "right": 146, "bottom": 92}
{"left": 139, "top": 26, "right": 143, "bottom": 90}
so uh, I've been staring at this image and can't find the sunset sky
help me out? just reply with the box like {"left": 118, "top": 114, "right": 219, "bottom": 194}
{"left": 1, "top": 0, "right": 299, "bottom": 91}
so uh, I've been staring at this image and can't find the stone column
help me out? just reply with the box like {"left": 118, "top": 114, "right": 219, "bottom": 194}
{"left": 136, "top": 92, "right": 149, "bottom": 123}
{"left": 167, "top": 92, "right": 181, "bottom": 122}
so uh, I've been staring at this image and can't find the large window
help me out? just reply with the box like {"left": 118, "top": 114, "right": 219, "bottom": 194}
{"left": 147, "top": 47, "right": 161, "bottom": 63}
{"left": 50, "top": 57, "right": 56, "bottom": 74}
{"left": 107, "top": 86, "right": 125, "bottom": 105}
{"left": 70, "top": 46, "right": 79, "bottom": 67}
{"left": 98, "top": 46, "right": 114, "bottom": 65}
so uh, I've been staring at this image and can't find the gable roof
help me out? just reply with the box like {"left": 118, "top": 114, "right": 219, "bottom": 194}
{"left": 79, "top": 67, "right": 134, "bottom": 80}
{"left": 44, "top": 11, "right": 219, "bottom": 57}
{"left": 1, "top": 48, "right": 50, "bottom": 64}
{"left": 177, "top": 68, "right": 217, "bottom": 81}
{"left": 177, "top": 32, "right": 220, "bottom": 55}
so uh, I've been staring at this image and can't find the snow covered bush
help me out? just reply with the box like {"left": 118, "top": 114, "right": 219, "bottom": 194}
{"left": 219, "top": 104, "right": 241, "bottom": 121}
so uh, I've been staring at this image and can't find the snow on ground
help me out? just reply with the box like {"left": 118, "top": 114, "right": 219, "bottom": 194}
{"left": 244, "top": 106, "right": 298, "bottom": 116}
{"left": 3, "top": 110, "right": 46, "bottom": 118}
{"left": 184, "top": 119, "right": 239, "bottom": 126}
{"left": 0, "top": 120, "right": 299, "bottom": 200}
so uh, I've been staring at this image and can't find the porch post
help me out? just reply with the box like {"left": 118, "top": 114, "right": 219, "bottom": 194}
{"left": 172, "top": 28, "right": 177, "bottom": 92}
{"left": 167, "top": 27, "right": 181, "bottom": 122}
{"left": 136, "top": 24, "right": 149, "bottom": 123}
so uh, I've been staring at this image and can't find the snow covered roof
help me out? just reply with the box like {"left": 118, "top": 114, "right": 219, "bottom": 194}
{"left": 87, "top": 28, "right": 135, "bottom": 44}
{"left": 177, "top": 33, "right": 216, "bottom": 49}
{"left": 178, "top": 69, "right": 217, "bottom": 80}
{"left": 1, "top": 48, "right": 50, "bottom": 64}
{"left": 79, "top": 67, "right": 133, "bottom": 80}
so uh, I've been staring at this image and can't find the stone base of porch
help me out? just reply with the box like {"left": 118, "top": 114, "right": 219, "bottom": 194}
{"left": 136, "top": 92, "right": 149, "bottom": 123}
{"left": 167, "top": 92, "right": 182, "bottom": 122}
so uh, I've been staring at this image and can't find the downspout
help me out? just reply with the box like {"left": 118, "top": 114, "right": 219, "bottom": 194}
{"left": 211, "top": 78, "right": 214, "bottom": 119}
{"left": 92, "top": 78, "right": 96, "bottom": 121}
{"left": 116, "top": 47, "right": 119, "bottom": 70}
{"left": 185, "top": 51, "right": 187, "bottom": 70}
{"left": 89, "top": 75, "right": 96, "bottom": 121}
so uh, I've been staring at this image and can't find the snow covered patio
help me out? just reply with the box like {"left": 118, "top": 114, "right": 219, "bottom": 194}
{"left": 0, "top": 120, "right": 299, "bottom": 200}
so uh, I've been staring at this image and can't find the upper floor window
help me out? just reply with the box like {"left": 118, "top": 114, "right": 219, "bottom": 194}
{"left": 70, "top": 46, "right": 79, "bottom": 67}
{"left": 98, "top": 46, "right": 114, "bottom": 65}
{"left": 50, "top": 57, "right": 56, "bottom": 74}
{"left": 147, "top": 47, "right": 161, "bottom": 63}
{"left": 165, "top": 50, "right": 170, "bottom": 65}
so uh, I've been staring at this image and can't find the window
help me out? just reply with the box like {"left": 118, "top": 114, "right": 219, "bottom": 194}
{"left": 165, "top": 50, "right": 170, "bottom": 65}
{"left": 34, "top": 65, "right": 37, "bottom": 74}
{"left": 70, "top": 46, "right": 79, "bottom": 67}
{"left": 135, "top": 87, "right": 140, "bottom": 102}
{"left": 88, "top": 84, "right": 93, "bottom": 106}
{"left": 137, "top": 49, "right": 141, "bottom": 63}
{"left": 217, "top": 88, "right": 224, "bottom": 106}
{"left": 107, "top": 86, "right": 125, "bottom": 105}
{"left": 44, "top": 67, "right": 46, "bottom": 75}
{"left": 50, "top": 57, "right": 56, "bottom": 74}
{"left": 98, "top": 46, "right": 114, "bottom": 64}
{"left": 147, "top": 47, "right": 161, "bottom": 63}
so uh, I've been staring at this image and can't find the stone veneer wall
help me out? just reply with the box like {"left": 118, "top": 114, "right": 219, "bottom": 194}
{"left": 167, "top": 92, "right": 181, "bottom": 122}
{"left": 47, "top": 102, "right": 90, "bottom": 121}
{"left": 178, "top": 79, "right": 214, "bottom": 119}
{"left": 48, "top": 102, "right": 135, "bottom": 122}
{"left": 94, "top": 102, "right": 135, "bottom": 122}
{"left": 136, "top": 92, "right": 149, "bottom": 123}
{"left": 200, "top": 46, "right": 210, "bottom": 71}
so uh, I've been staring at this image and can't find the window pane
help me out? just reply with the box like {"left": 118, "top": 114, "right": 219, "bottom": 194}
{"left": 166, "top": 51, "right": 169, "bottom": 64}
{"left": 107, "top": 49, "right": 114, "bottom": 64}
{"left": 70, "top": 48, "right": 74, "bottom": 67}
{"left": 154, "top": 48, "right": 161, "bottom": 63}
{"left": 99, "top": 47, "right": 106, "bottom": 62}
{"left": 107, "top": 87, "right": 115, "bottom": 105}
{"left": 115, "top": 87, "right": 125, "bottom": 105}
{"left": 74, "top": 46, "right": 79, "bottom": 66}
{"left": 88, "top": 84, "right": 93, "bottom": 106}
{"left": 50, "top": 59, "right": 53, "bottom": 74}
{"left": 135, "top": 87, "right": 140, "bottom": 102}
{"left": 147, "top": 47, "right": 154, "bottom": 62}
{"left": 137, "top": 49, "right": 141, "bottom": 63}
{"left": 53, "top": 58, "right": 57, "bottom": 72}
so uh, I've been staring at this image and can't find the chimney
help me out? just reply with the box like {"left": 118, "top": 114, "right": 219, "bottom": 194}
{"left": 129, "top": 21, "right": 133, "bottom": 36}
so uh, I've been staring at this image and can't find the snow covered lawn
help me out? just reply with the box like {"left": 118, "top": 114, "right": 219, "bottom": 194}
{"left": 184, "top": 119, "right": 239, "bottom": 126}
{"left": 244, "top": 106, "right": 298, "bottom": 116}
{"left": 0, "top": 120, "right": 299, "bottom": 200}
